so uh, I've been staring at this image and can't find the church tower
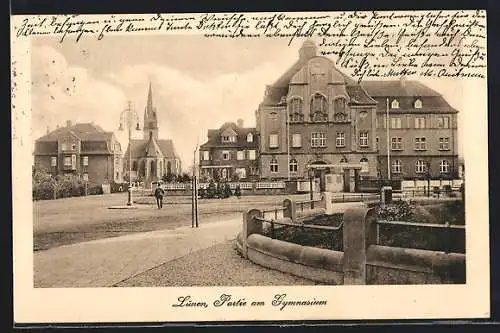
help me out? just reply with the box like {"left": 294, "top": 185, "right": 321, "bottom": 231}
{"left": 143, "top": 82, "right": 159, "bottom": 140}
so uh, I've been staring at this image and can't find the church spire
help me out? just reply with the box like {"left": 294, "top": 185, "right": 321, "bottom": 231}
{"left": 143, "top": 82, "right": 159, "bottom": 140}
{"left": 147, "top": 81, "right": 153, "bottom": 113}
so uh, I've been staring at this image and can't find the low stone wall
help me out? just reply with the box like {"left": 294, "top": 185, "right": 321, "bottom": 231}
{"left": 366, "top": 245, "right": 465, "bottom": 284}
{"left": 236, "top": 197, "right": 466, "bottom": 285}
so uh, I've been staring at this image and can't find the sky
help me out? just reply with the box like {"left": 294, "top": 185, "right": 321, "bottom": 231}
{"left": 30, "top": 35, "right": 465, "bottom": 170}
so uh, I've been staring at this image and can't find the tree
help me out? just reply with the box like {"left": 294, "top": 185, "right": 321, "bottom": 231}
{"left": 179, "top": 173, "right": 191, "bottom": 183}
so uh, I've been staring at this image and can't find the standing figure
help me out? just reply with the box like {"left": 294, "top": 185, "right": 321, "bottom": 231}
{"left": 154, "top": 183, "right": 165, "bottom": 209}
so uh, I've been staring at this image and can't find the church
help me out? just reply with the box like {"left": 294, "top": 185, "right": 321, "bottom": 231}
{"left": 124, "top": 84, "right": 182, "bottom": 183}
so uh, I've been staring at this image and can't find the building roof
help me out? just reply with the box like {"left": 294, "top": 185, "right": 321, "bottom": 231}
{"left": 200, "top": 123, "right": 259, "bottom": 149}
{"left": 360, "top": 80, "right": 442, "bottom": 97}
{"left": 36, "top": 122, "right": 114, "bottom": 142}
{"left": 125, "top": 138, "right": 179, "bottom": 159}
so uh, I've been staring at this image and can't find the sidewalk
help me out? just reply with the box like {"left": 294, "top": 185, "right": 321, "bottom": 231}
{"left": 34, "top": 217, "right": 242, "bottom": 288}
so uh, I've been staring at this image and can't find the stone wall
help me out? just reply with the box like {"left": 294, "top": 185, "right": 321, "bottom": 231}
{"left": 237, "top": 198, "right": 466, "bottom": 285}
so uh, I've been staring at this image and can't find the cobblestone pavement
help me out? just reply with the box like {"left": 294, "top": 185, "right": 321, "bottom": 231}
{"left": 115, "top": 241, "right": 323, "bottom": 287}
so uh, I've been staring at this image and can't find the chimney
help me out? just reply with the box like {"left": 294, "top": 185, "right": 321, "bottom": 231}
{"left": 237, "top": 118, "right": 244, "bottom": 128}
{"left": 66, "top": 120, "right": 72, "bottom": 127}
{"left": 400, "top": 76, "right": 407, "bottom": 88}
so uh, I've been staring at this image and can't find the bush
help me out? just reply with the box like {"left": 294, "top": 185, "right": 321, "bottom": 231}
{"left": 376, "top": 200, "right": 415, "bottom": 221}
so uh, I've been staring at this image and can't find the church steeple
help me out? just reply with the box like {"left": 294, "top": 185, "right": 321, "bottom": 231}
{"left": 143, "top": 82, "right": 159, "bottom": 140}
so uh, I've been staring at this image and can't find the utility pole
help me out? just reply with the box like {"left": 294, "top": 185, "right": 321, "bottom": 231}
{"left": 386, "top": 98, "right": 391, "bottom": 183}
{"left": 192, "top": 144, "right": 199, "bottom": 228}
{"left": 119, "top": 101, "right": 140, "bottom": 206}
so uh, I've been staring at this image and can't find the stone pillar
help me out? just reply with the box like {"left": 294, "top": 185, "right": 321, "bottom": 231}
{"left": 242, "top": 209, "right": 263, "bottom": 258}
{"left": 380, "top": 186, "right": 393, "bottom": 206}
{"left": 283, "top": 198, "right": 296, "bottom": 222}
{"left": 322, "top": 192, "right": 333, "bottom": 214}
{"left": 342, "top": 205, "right": 377, "bottom": 285}
{"left": 349, "top": 169, "right": 356, "bottom": 192}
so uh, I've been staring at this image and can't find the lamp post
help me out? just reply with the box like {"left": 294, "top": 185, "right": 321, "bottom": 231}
{"left": 308, "top": 168, "right": 314, "bottom": 209}
{"left": 119, "top": 101, "right": 140, "bottom": 206}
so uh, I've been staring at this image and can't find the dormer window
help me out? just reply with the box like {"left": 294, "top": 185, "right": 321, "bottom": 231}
{"left": 247, "top": 133, "right": 253, "bottom": 143}
{"left": 221, "top": 135, "right": 236, "bottom": 143}
{"left": 391, "top": 99, "right": 400, "bottom": 109}
{"left": 414, "top": 99, "right": 422, "bottom": 108}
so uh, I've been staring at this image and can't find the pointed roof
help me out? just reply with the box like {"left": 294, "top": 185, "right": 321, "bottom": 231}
{"left": 125, "top": 138, "right": 179, "bottom": 159}
{"left": 147, "top": 82, "right": 154, "bottom": 112}
{"left": 145, "top": 137, "right": 161, "bottom": 157}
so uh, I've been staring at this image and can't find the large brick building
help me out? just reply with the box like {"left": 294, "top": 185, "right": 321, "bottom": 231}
{"left": 199, "top": 120, "right": 259, "bottom": 181}
{"left": 255, "top": 40, "right": 459, "bottom": 192}
{"left": 34, "top": 121, "right": 123, "bottom": 185}
{"left": 123, "top": 84, "right": 182, "bottom": 183}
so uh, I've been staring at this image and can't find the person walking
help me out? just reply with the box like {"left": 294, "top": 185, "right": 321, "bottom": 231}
{"left": 154, "top": 183, "right": 165, "bottom": 209}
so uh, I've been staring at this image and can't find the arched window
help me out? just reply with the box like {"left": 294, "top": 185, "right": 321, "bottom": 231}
{"left": 392, "top": 160, "right": 402, "bottom": 174}
{"left": 167, "top": 161, "right": 172, "bottom": 175}
{"left": 289, "top": 158, "right": 298, "bottom": 173}
{"left": 289, "top": 98, "right": 304, "bottom": 122}
{"left": 391, "top": 99, "right": 399, "bottom": 109}
{"left": 139, "top": 160, "right": 146, "bottom": 177}
{"left": 310, "top": 94, "right": 328, "bottom": 122}
{"left": 440, "top": 160, "right": 450, "bottom": 173}
{"left": 414, "top": 99, "right": 422, "bottom": 109}
{"left": 150, "top": 160, "right": 156, "bottom": 177}
{"left": 270, "top": 157, "right": 278, "bottom": 173}
{"left": 360, "top": 158, "right": 369, "bottom": 173}
{"left": 159, "top": 160, "right": 163, "bottom": 175}
{"left": 415, "top": 160, "right": 426, "bottom": 174}
{"left": 132, "top": 160, "right": 138, "bottom": 172}
{"left": 333, "top": 98, "right": 348, "bottom": 122}
{"left": 247, "top": 133, "right": 253, "bottom": 142}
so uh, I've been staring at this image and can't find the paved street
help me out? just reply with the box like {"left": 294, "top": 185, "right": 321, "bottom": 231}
{"left": 33, "top": 192, "right": 324, "bottom": 287}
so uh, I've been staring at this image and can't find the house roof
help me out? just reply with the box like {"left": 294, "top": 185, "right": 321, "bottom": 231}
{"left": 360, "top": 80, "right": 441, "bottom": 97}
{"left": 125, "top": 138, "right": 179, "bottom": 159}
{"left": 200, "top": 123, "right": 259, "bottom": 149}
{"left": 36, "top": 123, "right": 114, "bottom": 142}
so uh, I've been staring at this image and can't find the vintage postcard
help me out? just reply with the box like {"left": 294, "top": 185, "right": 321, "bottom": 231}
{"left": 11, "top": 10, "right": 489, "bottom": 323}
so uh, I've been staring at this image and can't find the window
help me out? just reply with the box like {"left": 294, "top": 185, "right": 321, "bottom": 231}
{"left": 82, "top": 156, "right": 88, "bottom": 166}
{"left": 311, "top": 132, "right": 326, "bottom": 148}
{"left": 221, "top": 169, "right": 228, "bottom": 179}
{"left": 222, "top": 151, "right": 230, "bottom": 160}
{"left": 71, "top": 143, "right": 76, "bottom": 150}
{"left": 415, "top": 117, "right": 426, "bottom": 128}
{"left": 391, "top": 99, "right": 399, "bottom": 108}
{"left": 236, "top": 167, "right": 247, "bottom": 179}
{"left": 64, "top": 156, "right": 72, "bottom": 166}
{"left": 415, "top": 137, "right": 426, "bottom": 150}
{"left": 311, "top": 94, "right": 328, "bottom": 121}
{"left": 250, "top": 166, "right": 259, "bottom": 175}
{"left": 340, "top": 157, "right": 348, "bottom": 163}
{"left": 270, "top": 158, "right": 278, "bottom": 173}
{"left": 247, "top": 133, "right": 253, "bottom": 142}
{"left": 289, "top": 159, "right": 298, "bottom": 173}
{"left": 248, "top": 150, "right": 256, "bottom": 160}
{"left": 132, "top": 161, "right": 138, "bottom": 171}
{"left": 359, "top": 132, "right": 369, "bottom": 147}
{"left": 376, "top": 137, "right": 379, "bottom": 150}
{"left": 391, "top": 137, "right": 403, "bottom": 150}
{"left": 333, "top": 98, "right": 348, "bottom": 122}
{"left": 221, "top": 135, "right": 236, "bottom": 143}
{"left": 391, "top": 117, "right": 402, "bottom": 129}
{"left": 360, "top": 158, "right": 369, "bottom": 173}
{"left": 203, "top": 151, "right": 210, "bottom": 161}
{"left": 440, "top": 160, "right": 450, "bottom": 173}
{"left": 292, "top": 133, "right": 302, "bottom": 148}
{"left": 51, "top": 156, "right": 57, "bottom": 167}
{"left": 335, "top": 132, "right": 345, "bottom": 147}
{"left": 392, "top": 160, "right": 402, "bottom": 173}
{"left": 237, "top": 151, "right": 245, "bottom": 160}
{"left": 415, "top": 160, "right": 427, "bottom": 174}
{"left": 414, "top": 99, "right": 422, "bottom": 108}
{"left": 437, "top": 116, "right": 450, "bottom": 129}
{"left": 439, "top": 137, "right": 450, "bottom": 150}
{"left": 269, "top": 134, "right": 279, "bottom": 148}
{"left": 289, "top": 98, "right": 304, "bottom": 122}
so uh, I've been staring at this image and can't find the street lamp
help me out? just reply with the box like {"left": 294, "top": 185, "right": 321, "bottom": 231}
{"left": 119, "top": 101, "right": 140, "bottom": 206}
